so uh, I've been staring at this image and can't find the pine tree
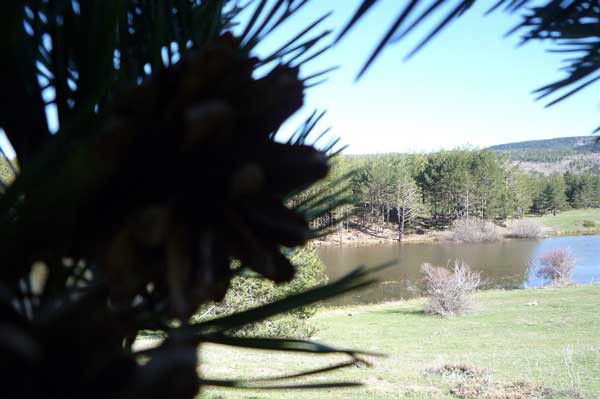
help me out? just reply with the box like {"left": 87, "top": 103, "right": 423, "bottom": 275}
{"left": 0, "top": 3, "right": 374, "bottom": 398}
{"left": 538, "top": 178, "right": 567, "bottom": 215}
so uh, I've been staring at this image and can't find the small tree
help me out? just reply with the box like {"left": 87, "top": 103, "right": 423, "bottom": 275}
{"left": 535, "top": 178, "right": 567, "bottom": 216}
{"left": 396, "top": 178, "right": 422, "bottom": 241}
{"left": 537, "top": 248, "right": 576, "bottom": 284}
{"left": 421, "top": 261, "right": 482, "bottom": 316}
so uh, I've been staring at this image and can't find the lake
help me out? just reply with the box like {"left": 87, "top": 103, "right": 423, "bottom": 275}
{"left": 317, "top": 235, "right": 600, "bottom": 304}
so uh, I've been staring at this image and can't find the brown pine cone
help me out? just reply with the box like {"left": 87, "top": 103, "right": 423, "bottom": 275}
{"left": 92, "top": 33, "right": 328, "bottom": 320}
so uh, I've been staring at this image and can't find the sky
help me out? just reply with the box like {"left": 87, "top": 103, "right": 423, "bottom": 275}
{"left": 3, "top": 1, "right": 598, "bottom": 158}
{"left": 251, "top": 0, "right": 600, "bottom": 154}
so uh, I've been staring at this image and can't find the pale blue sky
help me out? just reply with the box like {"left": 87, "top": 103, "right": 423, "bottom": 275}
{"left": 4, "top": 1, "right": 597, "bottom": 159}
{"left": 256, "top": 1, "right": 600, "bottom": 154}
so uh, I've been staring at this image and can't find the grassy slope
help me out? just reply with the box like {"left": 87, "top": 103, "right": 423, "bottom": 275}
{"left": 527, "top": 208, "right": 600, "bottom": 235}
{"left": 201, "top": 285, "right": 600, "bottom": 399}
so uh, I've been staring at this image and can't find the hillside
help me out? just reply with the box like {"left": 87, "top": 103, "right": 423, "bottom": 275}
{"left": 488, "top": 136, "right": 600, "bottom": 174}
{"left": 489, "top": 136, "right": 597, "bottom": 152}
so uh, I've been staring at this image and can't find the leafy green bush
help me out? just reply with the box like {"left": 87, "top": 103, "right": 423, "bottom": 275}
{"left": 192, "top": 244, "right": 328, "bottom": 338}
{"left": 582, "top": 220, "right": 595, "bottom": 228}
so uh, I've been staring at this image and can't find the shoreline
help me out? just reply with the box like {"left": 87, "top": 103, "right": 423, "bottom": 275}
{"left": 313, "top": 282, "right": 600, "bottom": 314}
{"left": 314, "top": 224, "right": 600, "bottom": 247}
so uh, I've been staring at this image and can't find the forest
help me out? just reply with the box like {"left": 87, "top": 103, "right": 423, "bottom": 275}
{"left": 300, "top": 149, "right": 600, "bottom": 238}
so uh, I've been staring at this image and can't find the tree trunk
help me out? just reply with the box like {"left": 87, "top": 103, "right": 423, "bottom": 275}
{"left": 400, "top": 211, "right": 406, "bottom": 241}
{"left": 398, "top": 204, "right": 405, "bottom": 241}
{"left": 465, "top": 189, "right": 469, "bottom": 220}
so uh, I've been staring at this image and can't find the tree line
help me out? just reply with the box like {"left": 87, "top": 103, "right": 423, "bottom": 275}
{"left": 300, "top": 149, "right": 600, "bottom": 239}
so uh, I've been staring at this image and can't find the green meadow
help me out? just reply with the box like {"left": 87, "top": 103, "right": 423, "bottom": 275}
{"left": 200, "top": 285, "right": 600, "bottom": 399}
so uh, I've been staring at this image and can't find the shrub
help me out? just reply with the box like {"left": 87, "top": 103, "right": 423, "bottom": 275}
{"left": 451, "top": 219, "right": 498, "bottom": 243}
{"left": 192, "top": 244, "right": 328, "bottom": 338}
{"left": 425, "top": 363, "right": 491, "bottom": 380}
{"left": 420, "top": 261, "right": 482, "bottom": 316}
{"left": 536, "top": 248, "right": 576, "bottom": 284}
{"left": 582, "top": 220, "right": 595, "bottom": 228}
{"left": 510, "top": 219, "right": 543, "bottom": 238}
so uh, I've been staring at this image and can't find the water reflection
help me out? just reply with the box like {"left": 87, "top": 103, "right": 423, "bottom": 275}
{"left": 317, "top": 235, "right": 600, "bottom": 305}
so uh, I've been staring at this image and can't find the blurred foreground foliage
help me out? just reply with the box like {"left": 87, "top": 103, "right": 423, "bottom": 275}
{"left": 193, "top": 244, "right": 328, "bottom": 338}
{"left": 0, "top": 1, "right": 377, "bottom": 398}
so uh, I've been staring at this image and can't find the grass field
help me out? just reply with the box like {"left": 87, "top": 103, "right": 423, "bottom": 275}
{"left": 527, "top": 208, "right": 600, "bottom": 236}
{"left": 199, "top": 285, "right": 600, "bottom": 399}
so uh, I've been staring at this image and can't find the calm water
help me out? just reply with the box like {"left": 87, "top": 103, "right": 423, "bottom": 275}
{"left": 317, "top": 235, "right": 600, "bottom": 304}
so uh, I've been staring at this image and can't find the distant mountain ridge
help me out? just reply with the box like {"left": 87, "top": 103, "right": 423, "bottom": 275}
{"left": 488, "top": 136, "right": 600, "bottom": 175}
{"left": 489, "top": 136, "right": 598, "bottom": 152}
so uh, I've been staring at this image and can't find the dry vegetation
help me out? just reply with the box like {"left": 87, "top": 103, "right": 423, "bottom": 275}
{"left": 427, "top": 363, "right": 557, "bottom": 399}
{"left": 537, "top": 248, "right": 576, "bottom": 284}
{"left": 451, "top": 219, "right": 499, "bottom": 243}
{"left": 451, "top": 379, "right": 556, "bottom": 399}
{"left": 420, "top": 261, "right": 482, "bottom": 316}
{"left": 509, "top": 219, "right": 543, "bottom": 238}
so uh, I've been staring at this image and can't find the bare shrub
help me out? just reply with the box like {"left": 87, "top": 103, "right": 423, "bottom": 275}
{"left": 451, "top": 219, "right": 498, "bottom": 243}
{"left": 430, "top": 364, "right": 558, "bottom": 399}
{"left": 537, "top": 248, "right": 576, "bottom": 284}
{"left": 421, "top": 261, "right": 482, "bottom": 316}
{"left": 510, "top": 219, "right": 543, "bottom": 238}
{"left": 451, "top": 380, "right": 554, "bottom": 399}
{"left": 425, "top": 363, "right": 491, "bottom": 380}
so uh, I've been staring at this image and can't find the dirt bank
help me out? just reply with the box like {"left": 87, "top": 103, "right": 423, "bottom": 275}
{"left": 314, "top": 221, "right": 560, "bottom": 247}
{"left": 314, "top": 223, "right": 450, "bottom": 246}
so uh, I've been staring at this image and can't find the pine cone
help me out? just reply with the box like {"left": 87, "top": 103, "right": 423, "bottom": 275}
{"left": 92, "top": 34, "right": 329, "bottom": 319}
